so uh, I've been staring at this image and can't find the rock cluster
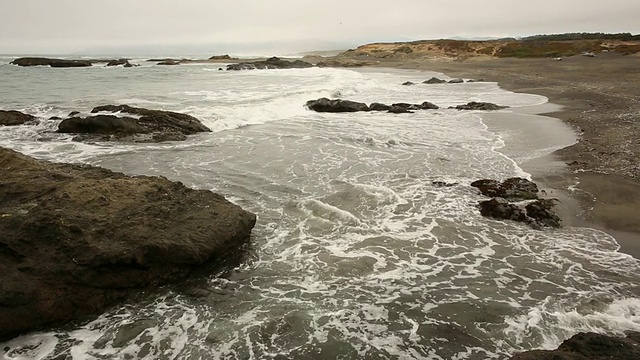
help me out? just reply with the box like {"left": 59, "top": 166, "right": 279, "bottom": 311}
{"left": 58, "top": 104, "right": 211, "bottom": 142}
{"left": 305, "top": 98, "right": 440, "bottom": 113}
{"left": 10, "top": 57, "right": 93, "bottom": 67}
{"left": 226, "top": 57, "right": 313, "bottom": 70}
{"left": 305, "top": 98, "right": 506, "bottom": 114}
{"left": 0, "top": 147, "right": 257, "bottom": 340}
{"left": 471, "top": 178, "right": 561, "bottom": 229}
{"left": 106, "top": 59, "right": 133, "bottom": 67}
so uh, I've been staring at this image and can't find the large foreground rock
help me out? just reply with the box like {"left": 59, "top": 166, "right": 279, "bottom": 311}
{"left": 0, "top": 110, "right": 36, "bottom": 126}
{"left": 58, "top": 104, "right": 211, "bottom": 142}
{"left": 0, "top": 147, "right": 256, "bottom": 340}
{"left": 510, "top": 332, "right": 640, "bottom": 360}
{"left": 10, "top": 57, "right": 93, "bottom": 67}
{"left": 227, "top": 57, "right": 313, "bottom": 70}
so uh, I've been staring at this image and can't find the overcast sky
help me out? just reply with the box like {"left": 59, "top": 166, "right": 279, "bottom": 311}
{"left": 1, "top": 0, "right": 639, "bottom": 55}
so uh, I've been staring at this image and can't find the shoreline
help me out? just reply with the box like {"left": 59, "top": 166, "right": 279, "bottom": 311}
{"left": 363, "top": 55, "right": 640, "bottom": 258}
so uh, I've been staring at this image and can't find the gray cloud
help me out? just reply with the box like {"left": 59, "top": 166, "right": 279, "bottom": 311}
{"left": 1, "top": 0, "right": 639, "bottom": 55}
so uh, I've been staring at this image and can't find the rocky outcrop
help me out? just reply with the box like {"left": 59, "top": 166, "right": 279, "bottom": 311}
{"left": 423, "top": 77, "right": 447, "bottom": 84}
{"left": 106, "top": 59, "right": 133, "bottom": 67}
{"left": 451, "top": 102, "right": 509, "bottom": 110}
{"left": 0, "top": 147, "right": 256, "bottom": 340}
{"left": 0, "top": 110, "right": 36, "bottom": 126}
{"left": 314, "top": 59, "right": 377, "bottom": 67}
{"left": 10, "top": 57, "right": 93, "bottom": 68}
{"left": 448, "top": 78, "right": 464, "bottom": 84}
{"left": 226, "top": 57, "right": 313, "bottom": 70}
{"left": 208, "top": 54, "right": 233, "bottom": 60}
{"left": 305, "top": 98, "right": 439, "bottom": 114}
{"left": 472, "top": 178, "right": 560, "bottom": 228}
{"left": 402, "top": 81, "right": 415, "bottom": 86}
{"left": 471, "top": 178, "right": 539, "bottom": 201}
{"left": 57, "top": 105, "right": 211, "bottom": 142}
{"left": 305, "top": 98, "right": 370, "bottom": 112}
{"left": 510, "top": 332, "right": 640, "bottom": 360}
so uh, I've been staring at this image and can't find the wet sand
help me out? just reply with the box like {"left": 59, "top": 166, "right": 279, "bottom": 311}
{"left": 364, "top": 54, "right": 640, "bottom": 258}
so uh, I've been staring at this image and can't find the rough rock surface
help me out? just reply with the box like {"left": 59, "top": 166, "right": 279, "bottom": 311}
{"left": 227, "top": 57, "right": 313, "bottom": 70}
{"left": 448, "top": 78, "right": 464, "bottom": 83}
{"left": 510, "top": 332, "right": 640, "bottom": 360}
{"left": 0, "top": 110, "right": 36, "bottom": 126}
{"left": 305, "top": 98, "right": 370, "bottom": 112}
{"left": 472, "top": 178, "right": 560, "bottom": 228}
{"left": 471, "top": 178, "right": 539, "bottom": 201}
{"left": 106, "top": 59, "right": 133, "bottom": 67}
{"left": 369, "top": 103, "right": 392, "bottom": 111}
{"left": 423, "top": 77, "right": 447, "bottom": 84}
{"left": 0, "top": 147, "right": 257, "bottom": 341}
{"left": 10, "top": 57, "right": 93, "bottom": 67}
{"left": 58, "top": 105, "right": 211, "bottom": 142}
{"left": 451, "top": 101, "right": 509, "bottom": 110}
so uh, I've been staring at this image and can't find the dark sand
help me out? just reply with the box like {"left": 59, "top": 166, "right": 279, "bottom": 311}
{"left": 365, "top": 53, "right": 640, "bottom": 257}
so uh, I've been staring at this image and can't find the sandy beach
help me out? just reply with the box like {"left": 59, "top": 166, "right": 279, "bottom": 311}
{"left": 359, "top": 53, "right": 640, "bottom": 257}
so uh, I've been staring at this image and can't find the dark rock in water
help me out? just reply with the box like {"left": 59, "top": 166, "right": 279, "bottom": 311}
{"left": 208, "top": 54, "right": 232, "bottom": 60}
{"left": 423, "top": 77, "right": 447, "bottom": 84}
{"left": 432, "top": 181, "right": 458, "bottom": 187}
{"left": 391, "top": 102, "right": 439, "bottom": 110}
{"left": 525, "top": 199, "right": 561, "bottom": 228}
{"left": 388, "top": 105, "right": 414, "bottom": 114}
{"left": 0, "top": 110, "right": 36, "bottom": 126}
{"left": 305, "top": 98, "right": 370, "bottom": 112}
{"left": 106, "top": 59, "right": 132, "bottom": 67}
{"left": 48, "top": 116, "right": 62, "bottom": 120}
{"left": 466, "top": 79, "right": 485, "bottom": 83}
{"left": 448, "top": 78, "right": 464, "bottom": 84}
{"left": 510, "top": 332, "right": 640, "bottom": 360}
{"left": 227, "top": 57, "right": 313, "bottom": 70}
{"left": 479, "top": 198, "right": 527, "bottom": 222}
{"left": 58, "top": 105, "right": 211, "bottom": 142}
{"left": 473, "top": 178, "right": 560, "bottom": 228}
{"left": 157, "top": 60, "right": 180, "bottom": 65}
{"left": 369, "top": 103, "right": 392, "bottom": 111}
{"left": 451, "top": 102, "right": 509, "bottom": 110}
{"left": 471, "top": 177, "right": 539, "bottom": 201}
{"left": 10, "top": 57, "right": 92, "bottom": 68}
{"left": 68, "top": 111, "right": 80, "bottom": 117}
{"left": 0, "top": 147, "right": 256, "bottom": 341}
{"left": 419, "top": 101, "right": 439, "bottom": 110}
{"left": 218, "top": 68, "right": 223, "bottom": 71}
{"left": 402, "top": 81, "right": 415, "bottom": 86}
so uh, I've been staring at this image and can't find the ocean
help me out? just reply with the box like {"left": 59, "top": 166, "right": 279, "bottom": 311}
{"left": 1, "top": 57, "right": 639, "bottom": 360}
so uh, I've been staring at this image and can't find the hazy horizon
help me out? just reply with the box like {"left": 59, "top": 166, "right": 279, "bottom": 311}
{"left": 2, "top": 0, "right": 640, "bottom": 56}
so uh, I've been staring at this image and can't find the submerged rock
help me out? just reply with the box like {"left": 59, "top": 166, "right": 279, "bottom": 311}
{"left": 10, "top": 57, "right": 92, "bottom": 68}
{"left": 451, "top": 102, "right": 509, "bottom": 110}
{"left": 0, "top": 147, "right": 256, "bottom": 340}
{"left": 305, "top": 98, "right": 370, "bottom": 112}
{"left": 0, "top": 110, "right": 36, "bottom": 126}
{"left": 402, "top": 81, "right": 415, "bottom": 86}
{"left": 510, "top": 332, "right": 640, "bottom": 360}
{"left": 227, "top": 57, "right": 313, "bottom": 70}
{"left": 58, "top": 104, "right": 211, "bottom": 142}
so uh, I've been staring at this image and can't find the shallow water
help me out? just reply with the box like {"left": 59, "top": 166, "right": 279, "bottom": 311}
{"left": 1, "top": 59, "right": 640, "bottom": 359}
